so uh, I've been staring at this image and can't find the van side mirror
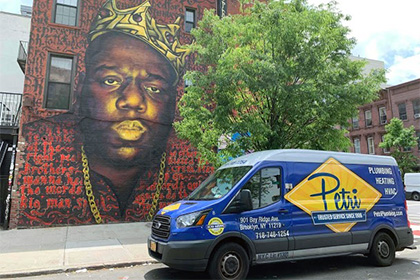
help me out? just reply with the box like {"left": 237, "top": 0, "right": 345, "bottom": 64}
{"left": 225, "top": 189, "right": 253, "bottom": 214}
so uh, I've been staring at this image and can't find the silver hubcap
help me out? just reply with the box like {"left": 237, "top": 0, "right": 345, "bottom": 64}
{"left": 378, "top": 240, "right": 390, "bottom": 258}
{"left": 221, "top": 253, "right": 240, "bottom": 278}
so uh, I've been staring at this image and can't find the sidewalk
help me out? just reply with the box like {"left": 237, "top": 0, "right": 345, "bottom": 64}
{"left": 0, "top": 222, "right": 156, "bottom": 278}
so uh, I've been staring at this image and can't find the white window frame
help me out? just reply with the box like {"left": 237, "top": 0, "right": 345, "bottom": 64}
{"left": 353, "top": 138, "right": 361, "bottom": 153}
{"left": 367, "top": 137, "right": 375, "bottom": 155}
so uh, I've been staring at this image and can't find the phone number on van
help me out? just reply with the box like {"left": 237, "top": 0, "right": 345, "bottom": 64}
{"left": 256, "top": 230, "right": 290, "bottom": 239}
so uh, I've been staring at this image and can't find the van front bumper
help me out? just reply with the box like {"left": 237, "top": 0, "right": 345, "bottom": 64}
{"left": 148, "top": 236, "right": 213, "bottom": 271}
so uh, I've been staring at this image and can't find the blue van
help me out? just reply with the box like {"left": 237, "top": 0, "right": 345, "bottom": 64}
{"left": 148, "top": 150, "right": 415, "bottom": 279}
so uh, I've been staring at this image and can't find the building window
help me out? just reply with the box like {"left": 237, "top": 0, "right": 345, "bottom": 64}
{"left": 398, "top": 103, "right": 407, "bottom": 120}
{"left": 367, "top": 137, "right": 375, "bottom": 154}
{"left": 45, "top": 55, "right": 74, "bottom": 110}
{"left": 184, "top": 79, "right": 192, "bottom": 92}
{"left": 353, "top": 138, "right": 361, "bottom": 153}
{"left": 184, "top": 79, "right": 193, "bottom": 88}
{"left": 413, "top": 99, "right": 420, "bottom": 118}
{"left": 54, "top": 0, "right": 78, "bottom": 26}
{"left": 379, "top": 107, "right": 387, "bottom": 125}
{"left": 217, "top": 0, "right": 227, "bottom": 18}
{"left": 381, "top": 135, "right": 390, "bottom": 153}
{"left": 185, "top": 8, "right": 196, "bottom": 32}
{"left": 365, "top": 110, "right": 372, "bottom": 127}
{"left": 403, "top": 146, "right": 411, "bottom": 152}
{"left": 352, "top": 116, "right": 359, "bottom": 129}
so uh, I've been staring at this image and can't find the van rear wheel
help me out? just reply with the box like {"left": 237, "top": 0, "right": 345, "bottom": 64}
{"left": 369, "top": 232, "right": 395, "bottom": 266}
{"left": 208, "top": 243, "right": 249, "bottom": 280}
{"left": 412, "top": 192, "right": 420, "bottom": 201}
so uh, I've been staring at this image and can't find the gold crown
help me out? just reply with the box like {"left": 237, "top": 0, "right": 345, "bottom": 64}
{"left": 89, "top": 0, "right": 190, "bottom": 80}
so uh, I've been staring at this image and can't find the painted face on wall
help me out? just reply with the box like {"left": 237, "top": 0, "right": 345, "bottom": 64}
{"left": 80, "top": 32, "right": 177, "bottom": 166}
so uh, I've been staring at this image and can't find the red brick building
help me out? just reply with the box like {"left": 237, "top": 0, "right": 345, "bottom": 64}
{"left": 9, "top": 0, "right": 240, "bottom": 229}
{"left": 348, "top": 78, "right": 420, "bottom": 160}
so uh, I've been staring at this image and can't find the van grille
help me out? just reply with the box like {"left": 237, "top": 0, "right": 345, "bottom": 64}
{"left": 152, "top": 215, "right": 171, "bottom": 239}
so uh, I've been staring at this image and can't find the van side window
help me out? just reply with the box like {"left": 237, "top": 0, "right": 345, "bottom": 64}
{"left": 243, "top": 167, "right": 281, "bottom": 209}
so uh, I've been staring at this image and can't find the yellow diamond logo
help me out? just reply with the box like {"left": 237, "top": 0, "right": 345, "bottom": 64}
{"left": 285, "top": 158, "right": 382, "bottom": 233}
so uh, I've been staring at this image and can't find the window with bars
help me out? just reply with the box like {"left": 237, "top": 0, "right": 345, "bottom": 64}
{"left": 54, "top": 0, "right": 78, "bottom": 26}
{"left": 185, "top": 8, "right": 196, "bottom": 32}
{"left": 45, "top": 55, "right": 74, "bottom": 110}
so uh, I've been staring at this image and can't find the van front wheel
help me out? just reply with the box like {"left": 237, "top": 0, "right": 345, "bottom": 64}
{"left": 369, "top": 232, "right": 395, "bottom": 266}
{"left": 412, "top": 192, "right": 420, "bottom": 201}
{"left": 208, "top": 243, "right": 249, "bottom": 280}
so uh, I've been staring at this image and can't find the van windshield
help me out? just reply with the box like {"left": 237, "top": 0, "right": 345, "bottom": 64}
{"left": 187, "top": 166, "right": 252, "bottom": 200}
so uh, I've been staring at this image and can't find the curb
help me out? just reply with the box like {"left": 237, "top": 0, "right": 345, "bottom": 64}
{"left": 0, "top": 260, "right": 159, "bottom": 279}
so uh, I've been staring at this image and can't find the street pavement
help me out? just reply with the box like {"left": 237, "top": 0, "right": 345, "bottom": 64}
{"left": 0, "top": 222, "right": 156, "bottom": 278}
{"left": 1, "top": 220, "right": 419, "bottom": 279}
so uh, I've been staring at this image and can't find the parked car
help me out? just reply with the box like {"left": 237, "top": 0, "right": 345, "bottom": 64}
{"left": 404, "top": 173, "right": 420, "bottom": 201}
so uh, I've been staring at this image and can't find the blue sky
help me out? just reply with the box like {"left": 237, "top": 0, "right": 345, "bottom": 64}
{"left": 1, "top": 0, "right": 419, "bottom": 86}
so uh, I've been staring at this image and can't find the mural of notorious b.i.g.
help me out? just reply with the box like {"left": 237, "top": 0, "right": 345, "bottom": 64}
{"left": 14, "top": 0, "right": 213, "bottom": 227}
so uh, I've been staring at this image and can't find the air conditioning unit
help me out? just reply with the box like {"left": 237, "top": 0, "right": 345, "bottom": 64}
{"left": 415, "top": 113, "right": 420, "bottom": 119}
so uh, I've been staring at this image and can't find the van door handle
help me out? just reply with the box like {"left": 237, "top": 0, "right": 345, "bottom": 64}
{"left": 278, "top": 209, "right": 289, "bottom": 214}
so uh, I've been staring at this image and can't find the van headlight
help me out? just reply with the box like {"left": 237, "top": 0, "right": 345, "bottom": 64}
{"left": 176, "top": 211, "right": 209, "bottom": 228}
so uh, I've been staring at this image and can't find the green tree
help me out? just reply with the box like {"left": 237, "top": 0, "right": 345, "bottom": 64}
{"left": 379, "top": 118, "right": 419, "bottom": 175}
{"left": 175, "top": 0, "right": 385, "bottom": 167}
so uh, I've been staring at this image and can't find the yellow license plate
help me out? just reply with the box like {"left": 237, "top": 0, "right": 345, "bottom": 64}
{"left": 150, "top": 241, "right": 157, "bottom": 252}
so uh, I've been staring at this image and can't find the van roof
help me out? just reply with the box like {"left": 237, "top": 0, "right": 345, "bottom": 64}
{"left": 404, "top": 173, "right": 420, "bottom": 185}
{"left": 219, "top": 149, "right": 398, "bottom": 169}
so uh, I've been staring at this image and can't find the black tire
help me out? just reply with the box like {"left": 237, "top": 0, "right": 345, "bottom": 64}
{"left": 208, "top": 243, "right": 249, "bottom": 280}
{"left": 368, "top": 232, "right": 395, "bottom": 266}
{"left": 412, "top": 192, "right": 420, "bottom": 201}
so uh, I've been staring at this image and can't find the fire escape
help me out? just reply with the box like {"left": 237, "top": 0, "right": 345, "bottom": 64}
{"left": 0, "top": 40, "right": 27, "bottom": 228}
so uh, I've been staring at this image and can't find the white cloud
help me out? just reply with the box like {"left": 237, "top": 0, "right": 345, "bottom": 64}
{"left": 309, "top": 0, "right": 420, "bottom": 86}
{"left": 387, "top": 53, "right": 420, "bottom": 86}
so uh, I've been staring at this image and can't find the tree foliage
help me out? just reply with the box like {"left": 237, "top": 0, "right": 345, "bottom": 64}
{"left": 175, "top": 0, "right": 386, "bottom": 167}
{"left": 379, "top": 118, "right": 419, "bottom": 175}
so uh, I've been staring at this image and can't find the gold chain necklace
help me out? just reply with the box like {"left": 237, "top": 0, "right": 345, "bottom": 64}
{"left": 81, "top": 146, "right": 166, "bottom": 223}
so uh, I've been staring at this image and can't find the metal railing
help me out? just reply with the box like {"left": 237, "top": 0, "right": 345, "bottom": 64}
{"left": 17, "top": 40, "right": 28, "bottom": 73}
{"left": 0, "top": 93, "right": 22, "bottom": 128}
